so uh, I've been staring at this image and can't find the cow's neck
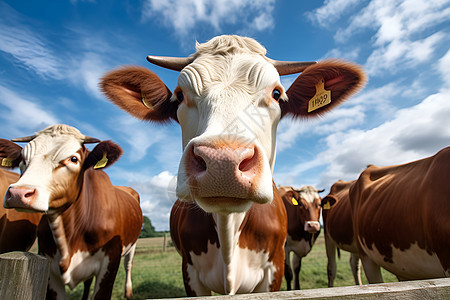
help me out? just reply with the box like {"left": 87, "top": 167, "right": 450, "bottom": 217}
{"left": 47, "top": 213, "right": 71, "bottom": 272}
{"left": 213, "top": 212, "right": 246, "bottom": 294}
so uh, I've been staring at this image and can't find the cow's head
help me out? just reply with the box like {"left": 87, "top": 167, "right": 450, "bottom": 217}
{"left": 321, "top": 180, "right": 354, "bottom": 223}
{"left": 281, "top": 185, "right": 324, "bottom": 233}
{"left": 101, "top": 35, "right": 365, "bottom": 214}
{"left": 1, "top": 124, "right": 122, "bottom": 213}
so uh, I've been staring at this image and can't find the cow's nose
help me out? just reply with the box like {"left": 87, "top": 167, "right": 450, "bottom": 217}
{"left": 304, "top": 221, "right": 321, "bottom": 233}
{"left": 187, "top": 144, "right": 261, "bottom": 198}
{"left": 4, "top": 186, "right": 37, "bottom": 209}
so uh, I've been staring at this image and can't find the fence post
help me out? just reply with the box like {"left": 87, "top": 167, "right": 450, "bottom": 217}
{"left": 0, "top": 252, "right": 50, "bottom": 300}
{"left": 163, "top": 232, "right": 167, "bottom": 252}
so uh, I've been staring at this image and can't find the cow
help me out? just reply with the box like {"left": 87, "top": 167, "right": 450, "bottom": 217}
{"left": 1, "top": 124, "right": 143, "bottom": 300}
{"left": 100, "top": 35, "right": 366, "bottom": 295}
{"left": 349, "top": 148, "right": 450, "bottom": 283}
{"left": 321, "top": 180, "right": 362, "bottom": 287}
{"left": 279, "top": 185, "right": 323, "bottom": 290}
{"left": 0, "top": 168, "right": 42, "bottom": 253}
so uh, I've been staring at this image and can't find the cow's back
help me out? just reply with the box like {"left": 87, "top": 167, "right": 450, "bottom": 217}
{"left": 0, "top": 169, "right": 41, "bottom": 253}
{"left": 350, "top": 147, "right": 450, "bottom": 279}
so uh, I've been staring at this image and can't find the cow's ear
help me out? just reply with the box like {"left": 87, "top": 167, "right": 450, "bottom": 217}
{"left": 280, "top": 59, "right": 367, "bottom": 119}
{"left": 0, "top": 139, "right": 22, "bottom": 169}
{"left": 321, "top": 196, "right": 337, "bottom": 210}
{"left": 84, "top": 141, "right": 123, "bottom": 170}
{"left": 100, "top": 66, "right": 178, "bottom": 123}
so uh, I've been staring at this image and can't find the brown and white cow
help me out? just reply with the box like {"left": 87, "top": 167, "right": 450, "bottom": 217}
{"left": 321, "top": 180, "right": 362, "bottom": 287}
{"left": 0, "top": 168, "right": 41, "bottom": 253}
{"left": 279, "top": 185, "right": 323, "bottom": 290}
{"left": 1, "top": 124, "right": 143, "bottom": 300}
{"left": 349, "top": 148, "right": 450, "bottom": 283}
{"left": 100, "top": 35, "right": 366, "bottom": 295}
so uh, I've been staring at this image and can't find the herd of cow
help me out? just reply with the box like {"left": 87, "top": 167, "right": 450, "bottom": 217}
{"left": 0, "top": 35, "right": 448, "bottom": 299}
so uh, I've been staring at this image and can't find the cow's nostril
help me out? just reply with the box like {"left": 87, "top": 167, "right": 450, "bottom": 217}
{"left": 24, "top": 191, "right": 34, "bottom": 198}
{"left": 239, "top": 157, "right": 252, "bottom": 172}
{"left": 192, "top": 147, "right": 207, "bottom": 173}
{"left": 238, "top": 148, "right": 257, "bottom": 173}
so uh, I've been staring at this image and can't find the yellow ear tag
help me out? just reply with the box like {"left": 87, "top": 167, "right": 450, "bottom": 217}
{"left": 291, "top": 197, "right": 298, "bottom": 205}
{"left": 308, "top": 79, "right": 331, "bottom": 113}
{"left": 1, "top": 157, "right": 12, "bottom": 167}
{"left": 94, "top": 153, "right": 108, "bottom": 169}
{"left": 323, "top": 201, "right": 331, "bottom": 210}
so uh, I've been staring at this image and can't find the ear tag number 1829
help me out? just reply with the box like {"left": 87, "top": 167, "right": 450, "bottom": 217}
{"left": 308, "top": 79, "right": 331, "bottom": 113}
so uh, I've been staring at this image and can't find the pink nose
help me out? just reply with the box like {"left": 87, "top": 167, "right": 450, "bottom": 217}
{"left": 4, "top": 186, "right": 37, "bottom": 209}
{"left": 186, "top": 144, "right": 261, "bottom": 198}
{"left": 304, "top": 221, "right": 321, "bottom": 233}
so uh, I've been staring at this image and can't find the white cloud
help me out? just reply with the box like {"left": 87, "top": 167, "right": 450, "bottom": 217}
{"left": 0, "top": 85, "right": 60, "bottom": 137}
{"left": 438, "top": 49, "right": 450, "bottom": 87}
{"left": 306, "top": 0, "right": 361, "bottom": 27}
{"left": 316, "top": 90, "right": 450, "bottom": 189}
{"left": 365, "top": 31, "right": 445, "bottom": 75}
{"left": 68, "top": 52, "right": 108, "bottom": 100}
{"left": 111, "top": 115, "right": 169, "bottom": 163}
{"left": 0, "top": 3, "right": 63, "bottom": 80}
{"left": 110, "top": 169, "right": 177, "bottom": 231}
{"left": 141, "top": 0, "right": 275, "bottom": 37}
{"left": 309, "top": 0, "right": 450, "bottom": 76}
{"left": 276, "top": 104, "right": 365, "bottom": 152}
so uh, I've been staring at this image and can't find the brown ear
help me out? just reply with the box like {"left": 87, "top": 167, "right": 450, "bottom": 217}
{"left": 321, "top": 195, "right": 337, "bottom": 209}
{"left": 84, "top": 140, "right": 123, "bottom": 170}
{"left": 0, "top": 139, "right": 22, "bottom": 169}
{"left": 281, "top": 59, "right": 367, "bottom": 118}
{"left": 100, "top": 66, "right": 178, "bottom": 123}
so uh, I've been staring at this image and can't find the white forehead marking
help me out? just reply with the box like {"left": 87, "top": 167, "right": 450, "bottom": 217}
{"left": 22, "top": 124, "right": 85, "bottom": 164}
{"left": 298, "top": 186, "right": 320, "bottom": 205}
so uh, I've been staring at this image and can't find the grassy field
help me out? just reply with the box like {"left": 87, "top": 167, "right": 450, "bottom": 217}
{"left": 31, "top": 234, "right": 397, "bottom": 299}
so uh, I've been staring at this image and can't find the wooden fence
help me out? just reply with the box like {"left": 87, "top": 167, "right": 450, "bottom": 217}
{"left": 0, "top": 251, "right": 449, "bottom": 300}
{"left": 0, "top": 252, "right": 49, "bottom": 300}
{"left": 168, "top": 278, "right": 450, "bottom": 300}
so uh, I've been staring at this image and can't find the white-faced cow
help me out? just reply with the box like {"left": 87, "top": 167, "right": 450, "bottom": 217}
{"left": 279, "top": 185, "right": 323, "bottom": 290}
{"left": 321, "top": 180, "right": 362, "bottom": 287}
{"left": 349, "top": 148, "right": 450, "bottom": 283}
{"left": 0, "top": 167, "right": 42, "bottom": 253}
{"left": 2, "top": 125, "right": 143, "bottom": 300}
{"left": 100, "top": 35, "right": 366, "bottom": 295}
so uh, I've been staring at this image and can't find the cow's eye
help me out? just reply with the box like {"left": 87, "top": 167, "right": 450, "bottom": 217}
{"left": 272, "top": 89, "right": 281, "bottom": 101}
{"left": 176, "top": 91, "right": 184, "bottom": 102}
{"left": 70, "top": 156, "right": 78, "bottom": 163}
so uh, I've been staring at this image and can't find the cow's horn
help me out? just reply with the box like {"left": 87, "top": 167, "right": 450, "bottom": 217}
{"left": 146, "top": 55, "right": 194, "bottom": 71}
{"left": 317, "top": 188, "right": 325, "bottom": 193}
{"left": 83, "top": 136, "right": 101, "bottom": 144}
{"left": 11, "top": 135, "right": 36, "bottom": 142}
{"left": 268, "top": 59, "right": 317, "bottom": 76}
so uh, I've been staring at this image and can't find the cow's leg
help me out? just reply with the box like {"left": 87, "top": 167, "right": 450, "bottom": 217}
{"left": 123, "top": 243, "right": 137, "bottom": 299}
{"left": 46, "top": 264, "right": 66, "bottom": 300}
{"left": 183, "top": 259, "right": 212, "bottom": 296}
{"left": 284, "top": 249, "right": 293, "bottom": 290}
{"left": 325, "top": 235, "right": 337, "bottom": 287}
{"left": 81, "top": 278, "right": 93, "bottom": 300}
{"left": 92, "top": 242, "right": 122, "bottom": 300}
{"left": 292, "top": 253, "right": 302, "bottom": 290}
{"left": 350, "top": 253, "right": 362, "bottom": 285}
{"left": 360, "top": 255, "right": 383, "bottom": 283}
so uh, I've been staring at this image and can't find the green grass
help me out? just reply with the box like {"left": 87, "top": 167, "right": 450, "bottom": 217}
{"left": 30, "top": 234, "right": 397, "bottom": 299}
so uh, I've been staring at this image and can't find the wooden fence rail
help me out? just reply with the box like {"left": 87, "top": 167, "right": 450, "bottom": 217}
{"left": 167, "top": 278, "right": 450, "bottom": 300}
{"left": 0, "top": 252, "right": 49, "bottom": 300}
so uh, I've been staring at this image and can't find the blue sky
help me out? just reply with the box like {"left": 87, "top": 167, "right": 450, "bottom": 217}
{"left": 1, "top": 0, "right": 449, "bottom": 230}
